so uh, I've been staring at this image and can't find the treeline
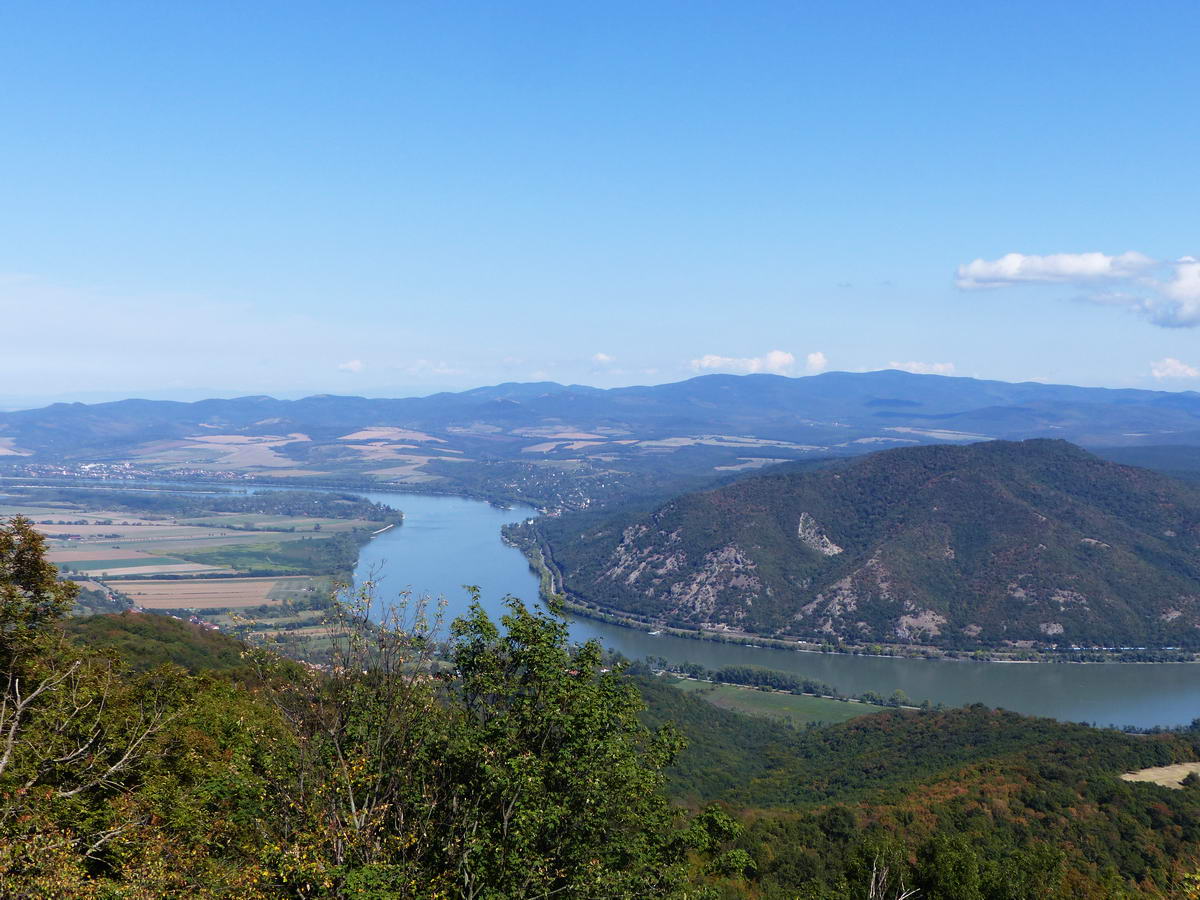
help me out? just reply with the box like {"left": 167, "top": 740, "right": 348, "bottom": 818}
{"left": 652, "top": 659, "right": 921, "bottom": 708}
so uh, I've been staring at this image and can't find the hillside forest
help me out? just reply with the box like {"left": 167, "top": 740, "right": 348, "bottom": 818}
{"left": 8, "top": 516, "right": 1200, "bottom": 896}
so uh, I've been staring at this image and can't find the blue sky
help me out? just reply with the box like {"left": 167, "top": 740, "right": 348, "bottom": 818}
{"left": 2, "top": 1, "right": 1198, "bottom": 405}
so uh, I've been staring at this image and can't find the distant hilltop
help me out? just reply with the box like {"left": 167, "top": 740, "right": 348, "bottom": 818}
{"left": 533, "top": 439, "right": 1200, "bottom": 650}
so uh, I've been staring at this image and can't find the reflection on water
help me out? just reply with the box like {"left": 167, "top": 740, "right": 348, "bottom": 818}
{"left": 355, "top": 490, "right": 1200, "bottom": 729}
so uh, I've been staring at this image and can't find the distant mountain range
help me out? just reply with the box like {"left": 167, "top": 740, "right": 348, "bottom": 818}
{"left": 534, "top": 440, "right": 1200, "bottom": 649}
{"left": 6, "top": 369, "right": 1200, "bottom": 454}
{"left": 3, "top": 370, "right": 1200, "bottom": 507}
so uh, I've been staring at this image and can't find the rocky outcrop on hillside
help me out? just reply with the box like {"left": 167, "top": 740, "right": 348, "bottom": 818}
{"left": 540, "top": 440, "right": 1200, "bottom": 649}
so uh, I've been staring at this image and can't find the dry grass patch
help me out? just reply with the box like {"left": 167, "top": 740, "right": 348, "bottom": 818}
{"left": 343, "top": 443, "right": 421, "bottom": 460}
{"left": 1120, "top": 762, "right": 1200, "bottom": 789}
{"left": 94, "top": 563, "right": 232, "bottom": 576}
{"left": 48, "top": 546, "right": 231, "bottom": 577}
{"left": 253, "top": 625, "right": 338, "bottom": 639}
{"left": 50, "top": 549, "right": 165, "bottom": 563}
{"left": 108, "top": 576, "right": 308, "bottom": 609}
{"left": 366, "top": 455, "right": 465, "bottom": 480}
{"left": 715, "top": 457, "right": 791, "bottom": 471}
{"left": 338, "top": 427, "right": 444, "bottom": 442}
{"left": 130, "top": 434, "right": 312, "bottom": 468}
{"left": 37, "top": 523, "right": 189, "bottom": 538}
{"left": 513, "top": 427, "right": 605, "bottom": 439}
{"left": 186, "top": 433, "right": 310, "bottom": 445}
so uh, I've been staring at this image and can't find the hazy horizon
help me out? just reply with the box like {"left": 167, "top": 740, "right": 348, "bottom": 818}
{"left": 6, "top": 366, "right": 1200, "bottom": 413}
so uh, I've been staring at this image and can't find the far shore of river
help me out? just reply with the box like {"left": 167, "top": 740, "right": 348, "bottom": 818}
{"left": 504, "top": 528, "right": 1199, "bottom": 667}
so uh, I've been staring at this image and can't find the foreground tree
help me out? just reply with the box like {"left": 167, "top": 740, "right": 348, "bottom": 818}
{"left": 0, "top": 518, "right": 723, "bottom": 897}
{"left": 0, "top": 517, "right": 294, "bottom": 896}
{"left": 442, "top": 594, "right": 690, "bottom": 897}
{"left": 264, "top": 585, "right": 700, "bottom": 897}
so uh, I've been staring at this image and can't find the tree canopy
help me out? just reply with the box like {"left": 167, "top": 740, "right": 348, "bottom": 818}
{"left": 0, "top": 517, "right": 719, "bottom": 897}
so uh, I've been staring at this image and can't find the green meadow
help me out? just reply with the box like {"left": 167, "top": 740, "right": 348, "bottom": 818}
{"left": 670, "top": 677, "right": 884, "bottom": 727}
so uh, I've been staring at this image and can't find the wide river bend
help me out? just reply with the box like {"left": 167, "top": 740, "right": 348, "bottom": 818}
{"left": 353, "top": 491, "right": 1200, "bottom": 729}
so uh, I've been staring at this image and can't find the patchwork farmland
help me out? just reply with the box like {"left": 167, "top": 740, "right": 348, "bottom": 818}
{"left": 1, "top": 483, "right": 401, "bottom": 654}
{"left": 48, "top": 545, "right": 234, "bottom": 577}
{"left": 107, "top": 576, "right": 317, "bottom": 609}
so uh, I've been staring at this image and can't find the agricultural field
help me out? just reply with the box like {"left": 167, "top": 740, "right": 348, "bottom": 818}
{"left": 48, "top": 545, "right": 232, "bottom": 577}
{"left": 174, "top": 514, "right": 368, "bottom": 531}
{"left": 41, "top": 518, "right": 382, "bottom": 577}
{"left": 205, "top": 606, "right": 328, "bottom": 628}
{"left": 40, "top": 521, "right": 307, "bottom": 577}
{"left": 669, "top": 678, "right": 884, "bottom": 727}
{"left": 2, "top": 484, "right": 399, "bottom": 642}
{"left": 2, "top": 486, "right": 397, "bottom": 574}
{"left": 107, "top": 576, "right": 321, "bottom": 609}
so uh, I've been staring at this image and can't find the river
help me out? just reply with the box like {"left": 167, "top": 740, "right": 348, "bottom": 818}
{"left": 353, "top": 491, "right": 1200, "bottom": 729}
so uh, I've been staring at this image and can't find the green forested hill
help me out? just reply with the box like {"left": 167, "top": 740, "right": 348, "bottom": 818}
{"left": 638, "top": 675, "right": 1200, "bottom": 898}
{"left": 16, "top": 601, "right": 1200, "bottom": 898}
{"left": 538, "top": 439, "right": 1200, "bottom": 649}
{"left": 65, "top": 611, "right": 252, "bottom": 672}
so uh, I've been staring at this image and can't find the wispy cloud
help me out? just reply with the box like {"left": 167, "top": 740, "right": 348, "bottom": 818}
{"left": 889, "top": 360, "right": 956, "bottom": 375}
{"left": 592, "top": 352, "right": 615, "bottom": 364}
{"left": 1150, "top": 357, "right": 1200, "bottom": 379}
{"left": 956, "top": 251, "right": 1200, "bottom": 328}
{"left": 690, "top": 349, "right": 796, "bottom": 375}
{"left": 337, "top": 359, "right": 364, "bottom": 373}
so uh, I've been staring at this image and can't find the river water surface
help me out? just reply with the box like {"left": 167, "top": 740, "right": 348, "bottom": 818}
{"left": 353, "top": 490, "right": 1200, "bottom": 729}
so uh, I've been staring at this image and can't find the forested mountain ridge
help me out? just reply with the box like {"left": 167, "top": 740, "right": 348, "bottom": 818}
{"left": 535, "top": 439, "right": 1200, "bottom": 649}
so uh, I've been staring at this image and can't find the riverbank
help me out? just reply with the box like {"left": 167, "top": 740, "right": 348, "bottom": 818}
{"left": 503, "top": 522, "right": 1200, "bottom": 666}
{"left": 24, "top": 477, "right": 1200, "bottom": 725}
{"left": 337, "top": 488, "right": 1200, "bottom": 728}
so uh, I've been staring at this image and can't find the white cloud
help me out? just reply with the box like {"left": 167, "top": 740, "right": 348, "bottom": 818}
{"left": 805, "top": 351, "right": 828, "bottom": 373}
{"left": 337, "top": 359, "right": 364, "bottom": 373}
{"left": 889, "top": 360, "right": 956, "bottom": 376}
{"left": 956, "top": 251, "right": 1200, "bottom": 328}
{"left": 1150, "top": 357, "right": 1200, "bottom": 379}
{"left": 1153, "top": 257, "right": 1200, "bottom": 326}
{"left": 592, "top": 352, "right": 615, "bottom": 364}
{"left": 956, "top": 251, "right": 1155, "bottom": 289}
{"left": 690, "top": 349, "right": 796, "bottom": 375}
